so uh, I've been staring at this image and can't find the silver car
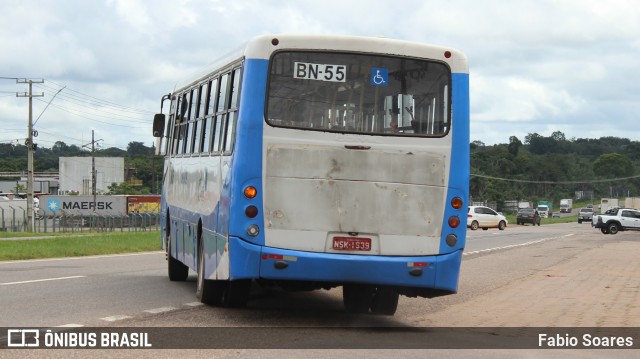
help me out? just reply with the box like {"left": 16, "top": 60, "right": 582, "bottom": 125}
{"left": 578, "top": 207, "right": 594, "bottom": 224}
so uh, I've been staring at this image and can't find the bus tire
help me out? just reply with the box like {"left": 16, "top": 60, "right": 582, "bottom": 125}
{"left": 220, "top": 280, "right": 251, "bottom": 308}
{"left": 196, "top": 238, "right": 223, "bottom": 305}
{"left": 167, "top": 231, "right": 188, "bottom": 281}
{"left": 370, "top": 287, "right": 399, "bottom": 315}
{"left": 343, "top": 284, "right": 374, "bottom": 314}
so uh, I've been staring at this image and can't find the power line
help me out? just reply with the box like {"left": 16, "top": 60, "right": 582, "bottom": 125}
{"left": 33, "top": 96, "right": 149, "bottom": 123}
{"left": 45, "top": 80, "right": 154, "bottom": 114}
{"left": 33, "top": 85, "right": 65, "bottom": 126}
{"left": 35, "top": 83, "right": 152, "bottom": 116}
{"left": 471, "top": 173, "right": 640, "bottom": 184}
{"left": 32, "top": 99, "right": 150, "bottom": 128}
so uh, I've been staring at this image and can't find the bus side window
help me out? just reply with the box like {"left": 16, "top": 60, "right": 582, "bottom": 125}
{"left": 164, "top": 96, "right": 176, "bottom": 155}
{"left": 211, "top": 74, "right": 229, "bottom": 153}
{"left": 207, "top": 78, "right": 220, "bottom": 153}
{"left": 172, "top": 94, "right": 184, "bottom": 155}
{"left": 212, "top": 115, "right": 224, "bottom": 152}
{"left": 179, "top": 91, "right": 192, "bottom": 155}
{"left": 229, "top": 68, "right": 241, "bottom": 109}
{"left": 224, "top": 68, "right": 242, "bottom": 153}
{"left": 217, "top": 74, "right": 228, "bottom": 113}
{"left": 191, "top": 85, "right": 202, "bottom": 154}
{"left": 224, "top": 112, "right": 236, "bottom": 152}
{"left": 195, "top": 82, "right": 209, "bottom": 152}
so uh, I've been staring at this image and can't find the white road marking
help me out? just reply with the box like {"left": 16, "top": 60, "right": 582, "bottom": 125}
{"left": 100, "top": 315, "right": 132, "bottom": 322}
{"left": 0, "top": 275, "right": 86, "bottom": 286}
{"left": 144, "top": 306, "right": 177, "bottom": 314}
{"left": 464, "top": 234, "right": 574, "bottom": 256}
{"left": 0, "top": 251, "right": 163, "bottom": 265}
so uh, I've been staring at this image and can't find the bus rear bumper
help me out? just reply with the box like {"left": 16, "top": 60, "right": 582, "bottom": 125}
{"left": 229, "top": 236, "right": 462, "bottom": 294}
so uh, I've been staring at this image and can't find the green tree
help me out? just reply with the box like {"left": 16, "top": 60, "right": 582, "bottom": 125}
{"left": 508, "top": 136, "right": 522, "bottom": 157}
{"left": 593, "top": 153, "right": 634, "bottom": 178}
{"left": 106, "top": 182, "right": 151, "bottom": 195}
{"left": 127, "top": 141, "right": 153, "bottom": 157}
{"left": 13, "top": 183, "right": 26, "bottom": 194}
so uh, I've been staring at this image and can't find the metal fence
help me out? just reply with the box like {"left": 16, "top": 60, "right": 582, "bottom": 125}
{"left": 0, "top": 207, "right": 27, "bottom": 232}
{"left": 1, "top": 208, "right": 160, "bottom": 233}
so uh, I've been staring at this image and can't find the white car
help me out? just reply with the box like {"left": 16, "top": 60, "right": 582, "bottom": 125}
{"left": 467, "top": 206, "right": 508, "bottom": 230}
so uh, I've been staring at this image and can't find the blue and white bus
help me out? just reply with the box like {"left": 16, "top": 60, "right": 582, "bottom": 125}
{"left": 152, "top": 34, "right": 469, "bottom": 315}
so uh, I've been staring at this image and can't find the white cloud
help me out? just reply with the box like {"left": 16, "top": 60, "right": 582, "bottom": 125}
{"left": 1, "top": 0, "right": 640, "bottom": 148}
{"left": 472, "top": 75, "right": 586, "bottom": 122}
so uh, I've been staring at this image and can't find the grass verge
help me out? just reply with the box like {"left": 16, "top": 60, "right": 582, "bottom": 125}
{"left": 504, "top": 213, "right": 581, "bottom": 225}
{"left": 0, "top": 231, "right": 162, "bottom": 261}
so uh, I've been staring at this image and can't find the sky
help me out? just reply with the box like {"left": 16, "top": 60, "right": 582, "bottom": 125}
{"left": 1, "top": 0, "right": 639, "bottom": 151}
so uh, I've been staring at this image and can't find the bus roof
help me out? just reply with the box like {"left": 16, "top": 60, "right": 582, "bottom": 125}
{"left": 175, "top": 34, "right": 468, "bottom": 92}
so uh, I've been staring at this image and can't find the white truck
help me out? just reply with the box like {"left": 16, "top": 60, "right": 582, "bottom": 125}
{"left": 536, "top": 201, "right": 552, "bottom": 218}
{"left": 559, "top": 199, "right": 573, "bottom": 213}
{"left": 600, "top": 198, "right": 619, "bottom": 214}
{"left": 593, "top": 208, "right": 640, "bottom": 234}
{"left": 623, "top": 197, "right": 640, "bottom": 209}
{"left": 518, "top": 201, "right": 532, "bottom": 209}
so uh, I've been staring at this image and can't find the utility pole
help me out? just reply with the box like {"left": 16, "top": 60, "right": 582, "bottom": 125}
{"left": 92, "top": 130, "right": 96, "bottom": 210}
{"left": 83, "top": 130, "right": 102, "bottom": 211}
{"left": 16, "top": 78, "right": 44, "bottom": 232}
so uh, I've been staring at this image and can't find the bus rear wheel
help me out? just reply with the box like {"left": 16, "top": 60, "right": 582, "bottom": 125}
{"left": 343, "top": 284, "right": 374, "bottom": 313}
{"left": 370, "top": 287, "right": 399, "bottom": 315}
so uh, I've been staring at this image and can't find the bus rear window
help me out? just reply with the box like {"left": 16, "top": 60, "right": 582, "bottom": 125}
{"left": 266, "top": 51, "right": 451, "bottom": 137}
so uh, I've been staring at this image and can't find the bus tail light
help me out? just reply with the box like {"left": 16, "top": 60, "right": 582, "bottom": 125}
{"left": 448, "top": 216, "right": 460, "bottom": 228}
{"left": 451, "top": 197, "right": 463, "bottom": 209}
{"left": 245, "top": 205, "right": 258, "bottom": 218}
{"left": 244, "top": 186, "right": 257, "bottom": 199}
{"left": 445, "top": 234, "right": 457, "bottom": 247}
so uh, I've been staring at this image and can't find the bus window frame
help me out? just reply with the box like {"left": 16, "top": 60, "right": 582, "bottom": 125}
{"left": 223, "top": 67, "right": 243, "bottom": 154}
{"left": 197, "top": 81, "right": 212, "bottom": 154}
{"left": 189, "top": 85, "right": 202, "bottom": 154}
{"left": 166, "top": 61, "right": 243, "bottom": 158}
{"left": 264, "top": 50, "right": 452, "bottom": 139}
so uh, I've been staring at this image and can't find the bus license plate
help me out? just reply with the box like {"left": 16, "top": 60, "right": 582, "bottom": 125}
{"left": 332, "top": 237, "right": 371, "bottom": 251}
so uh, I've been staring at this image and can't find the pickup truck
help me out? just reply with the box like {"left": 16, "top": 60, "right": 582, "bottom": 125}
{"left": 592, "top": 208, "right": 640, "bottom": 234}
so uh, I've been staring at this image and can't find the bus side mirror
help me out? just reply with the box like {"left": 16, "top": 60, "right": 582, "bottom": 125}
{"left": 153, "top": 114, "right": 166, "bottom": 138}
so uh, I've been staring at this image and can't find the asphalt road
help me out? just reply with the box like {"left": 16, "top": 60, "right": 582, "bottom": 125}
{"left": 0, "top": 224, "right": 589, "bottom": 327}
{"left": 0, "top": 222, "right": 606, "bottom": 327}
{"left": 0, "top": 252, "right": 195, "bottom": 327}
{"left": 1, "top": 223, "right": 638, "bottom": 358}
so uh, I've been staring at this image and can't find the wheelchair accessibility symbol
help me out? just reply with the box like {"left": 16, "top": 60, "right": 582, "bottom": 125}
{"left": 370, "top": 68, "right": 388, "bottom": 86}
